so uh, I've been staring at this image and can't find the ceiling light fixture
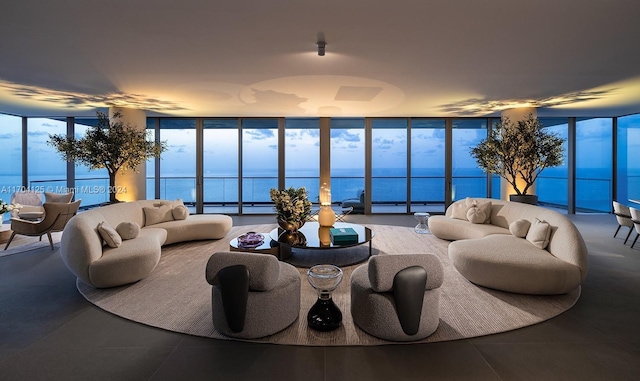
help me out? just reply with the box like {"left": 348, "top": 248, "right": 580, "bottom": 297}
{"left": 317, "top": 40, "right": 326, "bottom": 56}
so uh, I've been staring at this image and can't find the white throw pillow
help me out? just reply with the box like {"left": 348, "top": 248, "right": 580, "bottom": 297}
{"left": 466, "top": 207, "right": 486, "bottom": 224}
{"left": 451, "top": 202, "right": 471, "bottom": 220}
{"left": 143, "top": 204, "right": 174, "bottom": 226}
{"left": 172, "top": 205, "right": 190, "bottom": 220}
{"left": 509, "top": 219, "right": 531, "bottom": 238}
{"left": 526, "top": 218, "right": 552, "bottom": 249}
{"left": 466, "top": 198, "right": 492, "bottom": 223}
{"left": 44, "top": 192, "right": 73, "bottom": 203}
{"left": 116, "top": 221, "right": 140, "bottom": 240}
{"left": 98, "top": 221, "right": 122, "bottom": 248}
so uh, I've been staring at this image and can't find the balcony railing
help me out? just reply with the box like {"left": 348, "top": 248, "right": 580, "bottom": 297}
{"left": 21, "top": 173, "right": 625, "bottom": 214}
{"left": 538, "top": 175, "right": 612, "bottom": 212}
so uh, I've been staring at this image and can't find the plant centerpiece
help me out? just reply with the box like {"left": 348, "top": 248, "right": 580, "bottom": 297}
{"left": 470, "top": 113, "right": 565, "bottom": 204}
{"left": 48, "top": 111, "right": 167, "bottom": 204}
{"left": 270, "top": 186, "right": 312, "bottom": 233}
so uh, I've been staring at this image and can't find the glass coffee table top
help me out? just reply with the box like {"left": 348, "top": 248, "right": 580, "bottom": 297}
{"left": 269, "top": 222, "right": 373, "bottom": 249}
{"left": 269, "top": 222, "right": 374, "bottom": 268}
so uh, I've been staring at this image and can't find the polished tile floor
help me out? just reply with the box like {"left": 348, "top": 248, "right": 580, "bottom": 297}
{"left": 1, "top": 213, "right": 639, "bottom": 380}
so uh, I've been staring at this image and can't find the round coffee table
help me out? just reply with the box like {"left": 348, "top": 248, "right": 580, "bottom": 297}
{"left": 269, "top": 222, "right": 374, "bottom": 268}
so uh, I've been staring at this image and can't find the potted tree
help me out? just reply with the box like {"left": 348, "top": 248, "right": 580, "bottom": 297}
{"left": 48, "top": 111, "right": 167, "bottom": 204}
{"left": 470, "top": 113, "right": 565, "bottom": 205}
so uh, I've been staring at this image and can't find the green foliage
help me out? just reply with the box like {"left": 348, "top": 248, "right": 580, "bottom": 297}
{"left": 470, "top": 113, "right": 565, "bottom": 195}
{"left": 48, "top": 111, "right": 167, "bottom": 202}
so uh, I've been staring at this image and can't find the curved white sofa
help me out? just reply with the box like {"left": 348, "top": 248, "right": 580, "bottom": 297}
{"left": 61, "top": 199, "right": 233, "bottom": 288}
{"left": 428, "top": 198, "right": 588, "bottom": 295}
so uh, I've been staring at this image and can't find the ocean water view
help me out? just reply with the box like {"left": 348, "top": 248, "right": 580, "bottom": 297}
{"left": 3, "top": 166, "right": 637, "bottom": 222}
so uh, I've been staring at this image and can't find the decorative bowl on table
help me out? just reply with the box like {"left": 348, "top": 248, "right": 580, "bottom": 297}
{"left": 237, "top": 232, "right": 265, "bottom": 248}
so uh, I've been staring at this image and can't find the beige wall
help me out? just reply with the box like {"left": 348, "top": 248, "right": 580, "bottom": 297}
{"left": 109, "top": 107, "right": 147, "bottom": 201}
{"left": 499, "top": 107, "right": 537, "bottom": 200}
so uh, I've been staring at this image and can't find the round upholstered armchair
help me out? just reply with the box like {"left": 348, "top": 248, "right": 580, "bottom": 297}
{"left": 205, "top": 251, "right": 301, "bottom": 339}
{"left": 350, "top": 254, "right": 444, "bottom": 341}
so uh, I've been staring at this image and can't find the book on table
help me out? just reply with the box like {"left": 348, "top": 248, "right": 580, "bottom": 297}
{"left": 329, "top": 227, "right": 358, "bottom": 244}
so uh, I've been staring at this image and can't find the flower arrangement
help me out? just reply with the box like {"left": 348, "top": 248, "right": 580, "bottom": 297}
{"left": 0, "top": 199, "right": 21, "bottom": 215}
{"left": 270, "top": 187, "right": 312, "bottom": 226}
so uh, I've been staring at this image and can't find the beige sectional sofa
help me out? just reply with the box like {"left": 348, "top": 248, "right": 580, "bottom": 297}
{"left": 428, "top": 198, "right": 588, "bottom": 295}
{"left": 61, "top": 199, "right": 232, "bottom": 288}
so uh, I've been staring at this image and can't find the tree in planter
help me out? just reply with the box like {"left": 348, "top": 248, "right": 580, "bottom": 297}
{"left": 470, "top": 113, "right": 565, "bottom": 198}
{"left": 48, "top": 111, "right": 167, "bottom": 203}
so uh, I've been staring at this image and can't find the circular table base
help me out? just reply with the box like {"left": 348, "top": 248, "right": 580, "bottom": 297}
{"left": 282, "top": 244, "right": 373, "bottom": 268}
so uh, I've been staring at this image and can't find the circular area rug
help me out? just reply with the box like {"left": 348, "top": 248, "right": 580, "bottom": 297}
{"left": 78, "top": 223, "right": 580, "bottom": 346}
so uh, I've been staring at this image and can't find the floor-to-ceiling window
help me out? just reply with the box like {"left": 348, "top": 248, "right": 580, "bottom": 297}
{"left": 242, "top": 119, "right": 278, "bottom": 213}
{"left": 617, "top": 114, "right": 640, "bottom": 204}
{"left": 5, "top": 112, "right": 637, "bottom": 216}
{"left": 371, "top": 119, "right": 408, "bottom": 213}
{"left": 411, "top": 118, "right": 446, "bottom": 213}
{"left": 204, "top": 119, "right": 239, "bottom": 214}
{"left": 285, "top": 118, "right": 320, "bottom": 203}
{"left": 452, "top": 119, "right": 487, "bottom": 201}
{"left": 537, "top": 118, "right": 569, "bottom": 208}
{"left": 0, "top": 114, "right": 22, "bottom": 222}
{"left": 330, "top": 118, "right": 365, "bottom": 205}
{"left": 576, "top": 118, "right": 613, "bottom": 212}
{"left": 159, "top": 119, "right": 197, "bottom": 207}
{"left": 27, "top": 118, "right": 67, "bottom": 193}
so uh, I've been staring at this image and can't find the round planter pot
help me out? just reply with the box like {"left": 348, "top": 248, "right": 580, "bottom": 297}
{"left": 509, "top": 194, "right": 539, "bottom": 205}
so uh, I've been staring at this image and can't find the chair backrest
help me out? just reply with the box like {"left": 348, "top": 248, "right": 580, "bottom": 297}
{"left": 630, "top": 207, "right": 640, "bottom": 233}
{"left": 41, "top": 200, "right": 82, "bottom": 233}
{"left": 613, "top": 201, "right": 633, "bottom": 227}
{"left": 367, "top": 254, "right": 444, "bottom": 292}
{"left": 45, "top": 191, "right": 74, "bottom": 203}
{"left": 206, "top": 251, "right": 280, "bottom": 291}
{"left": 11, "top": 190, "right": 43, "bottom": 207}
{"left": 10, "top": 191, "right": 45, "bottom": 218}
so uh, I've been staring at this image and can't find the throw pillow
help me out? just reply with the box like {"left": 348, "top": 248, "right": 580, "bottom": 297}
{"left": 509, "top": 219, "right": 531, "bottom": 238}
{"left": 172, "top": 205, "right": 190, "bottom": 220}
{"left": 465, "top": 197, "right": 492, "bottom": 223}
{"left": 156, "top": 199, "right": 184, "bottom": 208}
{"left": 450, "top": 202, "right": 471, "bottom": 220}
{"left": 526, "top": 218, "right": 552, "bottom": 249}
{"left": 143, "top": 204, "right": 174, "bottom": 226}
{"left": 116, "top": 221, "right": 140, "bottom": 240}
{"left": 466, "top": 207, "right": 486, "bottom": 224}
{"left": 44, "top": 192, "right": 73, "bottom": 203}
{"left": 98, "top": 221, "right": 122, "bottom": 248}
